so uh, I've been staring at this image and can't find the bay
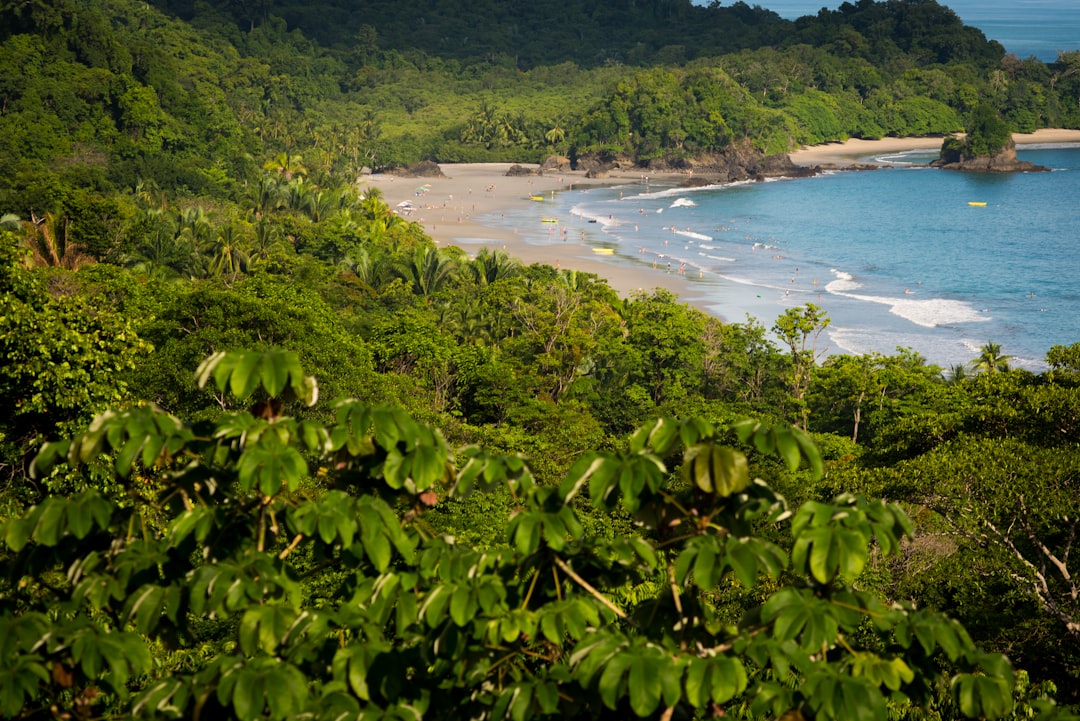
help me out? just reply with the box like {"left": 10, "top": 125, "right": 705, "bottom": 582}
{"left": 483, "top": 144, "right": 1080, "bottom": 371}
{"left": 732, "top": 0, "right": 1080, "bottom": 62}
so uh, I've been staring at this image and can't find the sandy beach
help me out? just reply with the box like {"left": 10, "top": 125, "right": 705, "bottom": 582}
{"left": 359, "top": 164, "right": 698, "bottom": 298}
{"left": 360, "top": 128, "right": 1080, "bottom": 305}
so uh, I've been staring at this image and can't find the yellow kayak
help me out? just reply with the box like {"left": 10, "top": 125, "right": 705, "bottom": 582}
{"left": 968, "top": 201, "right": 987, "bottom": 207}
{"left": 592, "top": 248, "right": 615, "bottom": 254}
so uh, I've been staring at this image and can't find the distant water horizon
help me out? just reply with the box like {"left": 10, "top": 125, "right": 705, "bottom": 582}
{"left": 479, "top": 143, "right": 1080, "bottom": 372}
{"left": 713, "top": 0, "right": 1080, "bottom": 62}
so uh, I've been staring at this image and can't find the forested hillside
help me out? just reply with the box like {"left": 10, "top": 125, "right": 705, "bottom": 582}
{"left": 3, "top": 0, "right": 1080, "bottom": 719}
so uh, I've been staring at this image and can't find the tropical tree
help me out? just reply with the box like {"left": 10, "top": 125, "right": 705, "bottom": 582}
{"left": 468, "top": 247, "right": 522, "bottom": 287}
{"left": 263, "top": 151, "right": 308, "bottom": 180}
{"left": 621, "top": 288, "right": 706, "bottom": 406}
{"left": 22, "top": 211, "right": 93, "bottom": 270}
{"left": 971, "top": 341, "right": 1012, "bottom": 375}
{"left": 209, "top": 222, "right": 252, "bottom": 282}
{"left": 397, "top": 245, "right": 460, "bottom": 298}
{"left": 773, "top": 303, "right": 831, "bottom": 428}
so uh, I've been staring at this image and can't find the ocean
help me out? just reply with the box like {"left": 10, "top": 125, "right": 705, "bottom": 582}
{"left": 478, "top": 144, "right": 1080, "bottom": 371}
{"left": 742, "top": 0, "right": 1080, "bottom": 62}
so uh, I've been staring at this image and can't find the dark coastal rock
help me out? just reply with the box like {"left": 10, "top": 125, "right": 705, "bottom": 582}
{"left": 540, "top": 155, "right": 571, "bottom": 171}
{"left": 930, "top": 138, "right": 1050, "bottom": 173}
{"left": 386, "top": 160, "right": 446, "bottom": 178}
{"left": 812, "top": 162, "right": 881, "bottom": 172}
{"left": 573, "top": 152, "right": 632, "bottom": 176}
{"left": 573, "top": 139, "right": 826, "bottom": 185}
{"left": 505, "top": 163, "right": 540, "bottom": 176}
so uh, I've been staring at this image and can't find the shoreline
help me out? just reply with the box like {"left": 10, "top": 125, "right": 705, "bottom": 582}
{"left": 360, "top": 164, "right": 702, "bottom": 302}
{"left": 787, "top": 128, "right": 1080, "bottom": 165}
{"left": 360, "top": 129, "right": 1080, "bottom": 321}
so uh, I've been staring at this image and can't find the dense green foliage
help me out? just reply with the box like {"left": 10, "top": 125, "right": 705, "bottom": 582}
{"left": 941, "top": 103, "right": 1016, "bottom": 160}
{"left": 4, "top": 0, "right": 1080, "bottom": 718}
{"left": 0, "top": 349, "right": 1046, "bottom": 720}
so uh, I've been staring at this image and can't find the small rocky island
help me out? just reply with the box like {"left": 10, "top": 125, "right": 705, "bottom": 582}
{"left": 930, "top": 104, "right": 1050, "bottom": 173}
{"left": 931, "top": 136, "right": 1050, "bottom": 173}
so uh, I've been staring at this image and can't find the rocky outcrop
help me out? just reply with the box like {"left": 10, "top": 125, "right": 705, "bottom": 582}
{"left": 386, "top": 160, "right": 446, "bottom": 177}
{"left": 540, "top": 155, "right": 571, "bottom": 172}
{"left": 573, "top": 139, "right": 829, "bottom": 186}
{"left": 930, "top": 138, "right": 1049, "bottom": 173}
{"left": 505, "top": 164, "right": 541, "bottom": 176}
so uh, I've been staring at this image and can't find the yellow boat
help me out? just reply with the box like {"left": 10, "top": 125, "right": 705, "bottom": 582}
{"left": 541, "top": 217, "right": 558, "bottom": 223}
{"left": 968, "top": 201, "right": 987, "bottom": 207}
{"left": 529, "top": 195, "right": 544, "bottom": 201}
{"left": 591, "top": 248, "right": 615, "bottom": 254}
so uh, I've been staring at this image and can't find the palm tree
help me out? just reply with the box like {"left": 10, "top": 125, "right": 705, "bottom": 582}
{"left": 128, "top": 219, "right": 189, "bottom": 279}
{"left": 946, "top": 363, "right": 969, "bottom": 384}
{"left": 263, "top": 152, "right": 307, "bottom": 180}
{"left": 358, "top": 188, "right": 388, "bottom": 221}
{"left": 398, "top": 246, "right": 459, "bottom": 298}
{"left": 439, "top": 303, "right": 492, "bottom": 345}
{"left": 341, "top": 246, "right": 394, "bottom": 295}
{"left": 971, "top": 342, "right": 1012, "bottom": 374}
{"left": 304, "top": 189, "right": 337, "bottom": 223}
{"left": 545, "top": 120, "right": 566, "bottom": 147}
{"left": 23, "top": 212, "right": 93, "bottom": 269}
{"left": 133, "top": 179, "right": 167, "bottom": 211}
{"left": 249, "top": 219, "right": 284, "bottom": 264}
{"left": 468, "top": 248, "right": 522, "bottom": 287}
{"left": 248, "top": 176, "right": 285, "bottom": 215}
{"left": 209, "top": 223, "right": 252, "bottom": 283}
{"left": 284, "top": 177, "right": 315, "bottom": 213}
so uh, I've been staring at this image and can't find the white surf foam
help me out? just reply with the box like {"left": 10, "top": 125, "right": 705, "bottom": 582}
{"left": 825, "top": 270, "right": 988, "bottom": 328}
{"left": 676, "top": 230, "right": 713, "bottom": 241}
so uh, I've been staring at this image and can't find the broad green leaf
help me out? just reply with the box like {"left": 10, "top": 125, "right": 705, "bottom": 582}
{"left": 774, "top": 428, "right": 801, "bottom": 471}
{"left": 805, "top": 526, "right": 836, "bottom": 584}
{"left": 125, "top": 585, "right": 166, "bottom": 634}
{"left": 628, "top": 656, "right": 661, "bottom": 716}
{"left": 235, "top": 669, "right": 266, "bottom": 721}
{"left": 684, "top": 657, "right": 709, "bottom": 708}
{"left": 231, "top": 351, "right": 261, "bottom": 399}
{"left": 31, "top": 498, "right": 66, "bottom": 546}
{"left": 597, "top": 653, "right": 631, "bottom": 710}
{"left": 450, "top": 585, "right": 473, "bottom": 627}
{"left": 710, "top": 657, "right": 747, "bottom": 703}
{"left": 726, "top": 539, "right": 759, "bottom": 588}
{"left": 535, "top": 681, "right": 559, "bottom": 713}
{"left": 259, "top": 352, "right": 288, "bottom": 397}
{"left": 692, "top": 539, "right": 721, "bottom": 589}
{"left": 836, "top": 527, "right": 870, "bottom": 579}
{"left": 509, "top": 684, "right": 533, "bottom": 721}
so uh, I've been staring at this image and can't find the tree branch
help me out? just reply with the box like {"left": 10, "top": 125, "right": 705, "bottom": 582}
{"left": 553, "top": 556, "right": 626, "bottom": 619}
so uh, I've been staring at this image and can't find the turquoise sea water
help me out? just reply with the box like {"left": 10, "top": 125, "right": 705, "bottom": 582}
{"left": 747, "top": 0, "right": 1080, "bottom": 62}
{"left": 476, "top": 144, "right": 1080, "bottom": 371}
